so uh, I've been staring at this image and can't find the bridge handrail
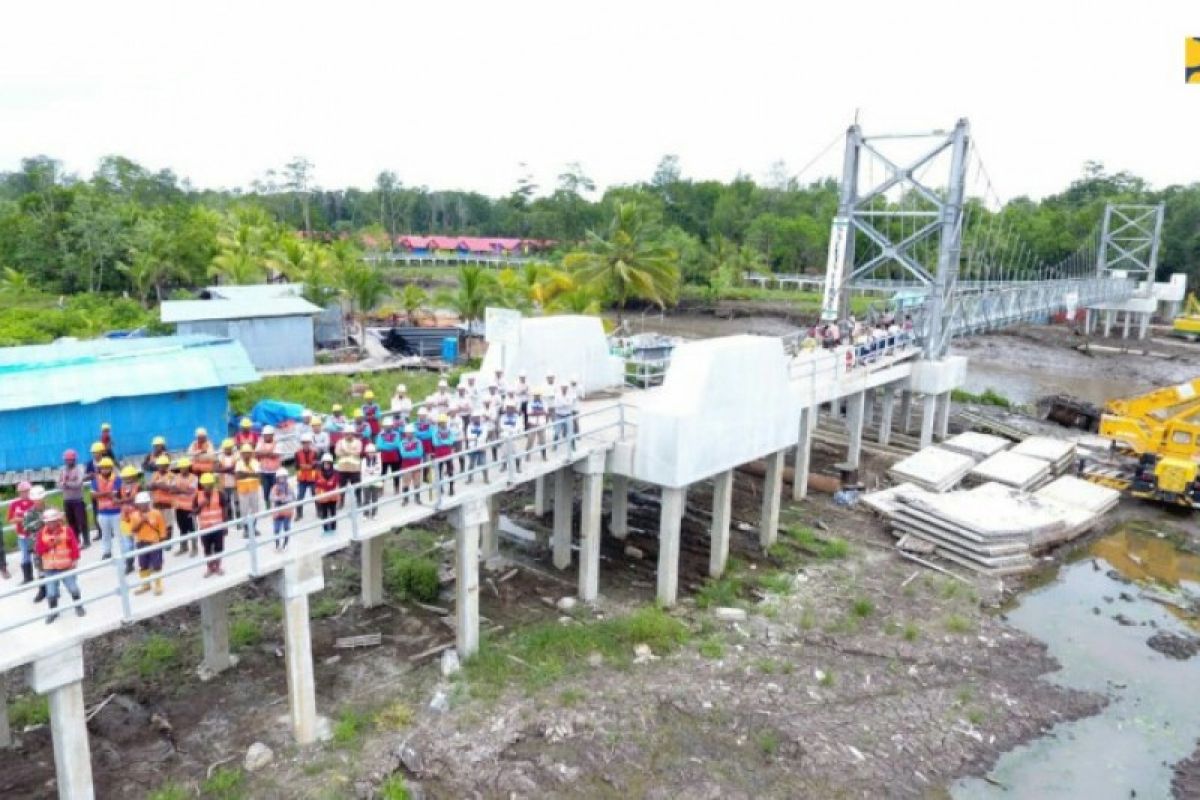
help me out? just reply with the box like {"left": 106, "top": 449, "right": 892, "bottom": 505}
{"left": 0, "top": 404, "right": 627, "bottom": 638}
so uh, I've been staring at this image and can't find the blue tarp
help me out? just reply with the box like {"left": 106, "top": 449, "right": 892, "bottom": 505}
{"left": 250, "top": 399, "right": 305, "bottom": 428}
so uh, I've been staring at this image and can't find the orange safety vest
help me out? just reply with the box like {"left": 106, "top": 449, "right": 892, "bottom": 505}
{"left": 119, "top": 481, "right": 141, "bottom": 530}
{"left": 150, "top": 472, "right": 175, "bottom": 507}
{"left": 40, "top": 526, "right": 77, "bottom": 571}
{"left": 196, "top": 490, "right": 224, "bottom": 530}
{"left": 216, "top": 453, "right": 238, "bottom": 489}
{"left": 258, "top": 440, "right": 281, "bottom": 472}
{"left": 94, "top": 473, "right": 119, "bottom": 512}
{"left": 173, "top": 473, "right": 198, "bottom": 511}
{"left": 189, "top": 441, "right": 216, "bottom": 472}
{"left": 295, "top": 448, "right": 319, "bottom": 482}
{"left": 129, "top": 509, "right": 167, "bottom": 544}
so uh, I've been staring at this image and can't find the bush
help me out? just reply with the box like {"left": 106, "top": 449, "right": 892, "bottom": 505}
{"left": 378, "top": 776, "right": 411, "bottom": 800}
{"left": 201, "top": 766, "right": 245, "bottom": 799}
{"left": 384, "top": 552, "right": 440, "bottom": 603}
{"left": 230, "top": 619, "right": 262, "bottom": 650}
{"left": 122, "top": 634, "right": 181, "bottom": 679}
{"left": 8, "top": 693, "right": 50, "bottom": 728}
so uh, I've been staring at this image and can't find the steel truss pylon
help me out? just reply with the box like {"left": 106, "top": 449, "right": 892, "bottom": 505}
{"left": 1096, "top": 202, "right": 1164, "bottom": 290}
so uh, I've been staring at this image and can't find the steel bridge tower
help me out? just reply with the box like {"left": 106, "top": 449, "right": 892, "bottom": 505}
{"left": 820, "top": 119, "right": 970, "bottom": 360}
{"left": 1096, "top": 202, "right": 1165, "bottom": 289}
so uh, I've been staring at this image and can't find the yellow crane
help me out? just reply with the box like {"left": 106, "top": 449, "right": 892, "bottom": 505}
{"left": 1092, "top": 379, "right": 1200, "bottom": 506}
{"left": 1172, "top": 293, "right": 1200, "bottom": 340}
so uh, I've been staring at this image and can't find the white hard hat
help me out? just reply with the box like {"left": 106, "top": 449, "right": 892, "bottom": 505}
{"left": 438, "top": 378, "right": 448, "bottom": 387}
{"left": 417, "top": 407, "right": 428, "bottom": 416}
{"left": 302, "top": 409, "right": 313, "bottom": 418}
{"left": 321, "top": 453, "right": 334, "bottom": 463}
{"left": 570, "top": 375, "right": 579, "bottom": 383}
{"left": 262, "top": 425, "right": 275, "bottom": 435}
{"left": 518, "top": 371, "right": 526, "bottom": 378}
{"left": 396, "top": 384, "right": 407, "bottom": 393}
{"left": 365, "top": 443, "right": 377, "bottom": 453}
{"left": 29, "top": 486, "right": 47, "bottom": 501}
{"left": 300, "top": 432, "right": 314, "bottom": 443}
{"left": 275, "top": 467, "right": 289, "bottom": 477}
{"left": 135, "top": 491, "right": 152, "bottom": 504}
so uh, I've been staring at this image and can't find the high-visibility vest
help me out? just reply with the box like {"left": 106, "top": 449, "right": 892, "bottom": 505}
{"left": 120, "top": 481, "right": 141, "bottom": 532}
{"left": 189, "top": 441, "right": 215, "bottom": 472}
{"left": 295, "top": 448, "right": 319, "bottom": 482}
{"left": 399, "top": 439, "right": 424, "bottom": 466}
{"left": 314, "top": 471, "right": 340, "bottom": 504}
{"left": 40, "top": 525, "right": 78, "bottom": 571}
{"left": 173, "top": 473, "right": 197, "bottom": 511}
{"left": 150, "top": 472, "right": 174, "bottom": 507}
{"left": 94, "top": 474, "right": 120, "bottom": 513}
{"left": 258, "top": 440, "right": 282, "bottom": 472}
{"left": 130, "top": 509, "right": 167, "bottom": 544}
{"left": 235, "top": 459, "right": 261, "bottom": 494}
{"left": 216, "top": 453, "right": 238, "bottom": 489}
{"left": 197, "top": 490, "right": 224, "bottom": 530}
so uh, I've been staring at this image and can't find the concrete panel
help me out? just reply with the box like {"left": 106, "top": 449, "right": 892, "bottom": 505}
{"left": 632, "top": 336, "right": 802, "bottom": 488}
{"left": 479, "top": 315, "right": 623, "bottom": 394}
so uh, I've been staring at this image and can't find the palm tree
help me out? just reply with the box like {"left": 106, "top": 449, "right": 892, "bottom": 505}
{"left": 399, "top": 283, "right": 429, "bottom": 324}
{"left": 562, "top": 201, "right": 680, "bottom": 324}
{"left": 208, "top": 208, "right": 274, "bottom": 285}
{"left": 0, "top": 266, "right": 34, "bottom": 295}
{"left": 438, "top": 265, "right": 500, "bottom": 324}
{"left": 331, "top": 240, "right": 389, "bottom": 321}
{"left": 547, "top": 285, "right": 603, "bottom": 314}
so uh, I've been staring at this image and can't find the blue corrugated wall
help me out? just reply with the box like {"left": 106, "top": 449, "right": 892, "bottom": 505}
{"left": 0, "top": 387, "right": 229, "bottom": 471}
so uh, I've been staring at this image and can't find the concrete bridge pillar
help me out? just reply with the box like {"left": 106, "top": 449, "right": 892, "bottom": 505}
{"left": 480, "top": 494, "right": 500, "bottom": 562}
{"left": 863, "top": 389, "right": 876, "bottom": 428}
{"left": 30, "top": 645, "right": 93, "bottom": 800}
{"left": 0, "top": 678, "right": 10, "bottom": 749}
{"left": 935, "top": 391, "right": 952, "bottom": 440}
{"left": 1084, "top": 308, "right": 1093, "bottom": 335}
{"left": 877, "top": 386, "right": 896, "bottom": 446}
{"left": 760, "top": 448, "right": 786, "bottom": 550}
{"left": 1103, "top": 310, "right": 1114, "bottom": 337}
{"left": 657, "top": 485, "right": 685, "bottom": 607}
{"left": 360, "top": 537, "right": 386, "bottom": 609}
{"left": 276, "top": 554, "right": 324, "bottom": 744}
{"left": 609, "top": 474, "right": 629, "bottom": 539}
{"left": 452, "top": 499, "right": 489, "bottom": 658}
{"left": 900, "top": 390, "right": 914, "bottom": 433}
{"left": 533, "top": 475, "right": 549, "bottom": 517}
{"left": 792, "top": 405, "right": 818, "bottom": 501}
{"left": 574, "top": 453, "right": 606, "bottom": 602}
{"left": 845, "top": 390, "right": 866, "bottom": 469}
{"left": 710, "top": 470, "right": 734, "bottom": 577}
{"left": 200, "top": 590, "right": 235, "bottom": 674}
{"left": 919, "top": 393, "right": 938, "bottom": 448}
{"left": 552, "top": 467, "right": 575, "bottom": 570}
{"left": 1123, "top": 311, "right": 1132, "bottom": 339}
{"left": 1138, "top": 312, "right": 1150, "bottom": 340}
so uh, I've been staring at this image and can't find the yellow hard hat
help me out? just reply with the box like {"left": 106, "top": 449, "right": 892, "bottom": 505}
{"left": 437, "top": 413, "right": 449, "bottom": 423}
{"left": 310, "top": 416, "right": 323, "bottom": 427}
{"left": 199, "top": 473, "right": 216, "bottom": 486}
{"left": 240, "top": 417, "right": 252, "bottom": 429}
{"left": 120, "top": 465, "right": 139, "bottom": 478}
{"left": 240, "top": 444, "right": 253, "bottom": 454}
{"left": 156, "top": 455, "right": 170, "bottom": 467}
{"left": 331, "top": 403, "right": 343, "bottom": 413}
{"left": 90, "top": 441, "right": 105, "bottom": 453}
{"left": 152, "top": 436, "right": 166, "bottom": 446}
{"left": 352, "top": 408, "right": 363, "bottom": 419}
{"left": 176, "top": 457, "right": 191, "bottom": 470}
{"left": 364, "top": 390, "right": 375, "bottom": 400}
{"left": 221, "top": 438, "right": 235, "bottom": 449}
{"left": 98, "top": 457, "right": 114, "bottom": 468}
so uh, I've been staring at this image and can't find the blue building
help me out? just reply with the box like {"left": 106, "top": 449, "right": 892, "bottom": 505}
{"left": 0, "top": 335, "right": 258, "bottom": 472}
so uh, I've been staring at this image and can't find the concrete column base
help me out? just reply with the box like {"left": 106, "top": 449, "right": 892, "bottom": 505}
{"left": 360, "top": 537, "right": 386, "bottom": 609}
{"left": 760, "top": 449, "right": 785, "bottom": 550}
{"left": 657, "top": 486, "right": 684, "bottom": 607}
{"left": 577, "top": 466, "right": 604, "bottom": 602}
{"left": 845, "top": 390, "right": 866, "bottom": 469}
{"left": 276, "top": 555, "right": 324, "bottom": 745}
{"left": 0, "top": 680, "right": 10, "bottom": 749}
{"left": 480, "top": 495, "right": 499, "bottom": 561}
{"left": 900, "top": 390, "right": 914, "bottom": 433}
{"left": 533, "top": 475, "right": 549, "bottom": 517}
{"left": 200, "top": 590, "right": 234, "bottom": 675}
{"left": 935, "top": 391, "right": 951, "bottom": 440}
{"left": 877, "top": 387, "right": 896, "bottom": 446}
{"left": 919, "top": 393, "right": 937, "bottom": 449}
{"left": 792, "top": 406, "right": 818, "bottom": 501}
{"left": 552, "top": 468, "right": 574, "bottom": 570}
{"left": 30, "top": 645, "right": 93, "bottom": 800}
{"left": 609, "top": 474, "right": 629, "bottom": 539}
{"left": 452, "top": 500, "right": 488, "bottom": 658}
{"left": 710, "top": 470, "right": 733, "bottom": 577}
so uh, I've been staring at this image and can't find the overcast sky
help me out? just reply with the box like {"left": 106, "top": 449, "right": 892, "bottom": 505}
{"left": 3, "top": 0, "right": 1197, "bottom": 202}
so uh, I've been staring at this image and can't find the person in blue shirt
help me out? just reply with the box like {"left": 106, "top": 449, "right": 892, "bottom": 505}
{"left": 375, "top": 417, "right": 404, "bottom": 493}
{"left": 413, "top": 408, "right": 436, "bottom": 483}
{"left": 431, "top": 415, "right": 458, "bottom": 497}
{"left": 398, "top": 426, "right": 425, "bottom": 505}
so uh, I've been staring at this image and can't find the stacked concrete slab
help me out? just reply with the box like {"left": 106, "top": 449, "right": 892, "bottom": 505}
{"left": 968, "top": 450, "right": 1051, "bottom": 490}
{"left": 1031, "top": 476, "right": 1121, "bottom": 546}
{"left": 889, "top": 446, "right": 975, "bottom": 492}
{"left": 1011, "top": 436, "right": 1077, "bottom": 475}
{"left": 941, "top": 431, "right": 1010, "bottom": 462}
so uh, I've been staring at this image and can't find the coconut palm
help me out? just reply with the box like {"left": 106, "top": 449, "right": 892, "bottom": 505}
{"left": 562, "top": 201, "right": 679, "bottom": 324}
{"left": 331, "top": 240, "right": 389, "bottom": 320}
{"left": 438, "top": 265, "right": 500, "bottom": 324}
{"left": 399, "top": 283, "right": 429, "bottom": 324}
{"left": 208, "top": 209, "right": 274, "bottom": 285}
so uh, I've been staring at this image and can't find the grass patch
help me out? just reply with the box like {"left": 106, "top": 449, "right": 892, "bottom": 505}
{"left": 310, "top": 594, "right": 343, "bottom": 620}
{"left": 695, "top": 572, "right": 748, "bottom": 610}
{"left": 799, "top": 608, "right": 817, "bottom": 630}
{"left": 148, "top": 785, "right": 190, "bottom": 800}
{"left": 230, "top": 618, "right": 263, "bottom": 650}
{"left": 818, "top": 671, "right": 835, "bottom": 687}
{"left": 558, "top": 688, "right": 586, "bottom": 707}
{"left": 375, "top": 701, "right": 414, "bottom": 731}
{"left": 383, "top": 550, "right": 440, "bottom": 603}
{"left": 757, "top": 729, "right": 781, "bottom": 757}
{"left": 950, "top": 387, "right": 1012, "bottom": 409}
{"left": 757, "top": 571, "right": 794, "bottom": 595}
{"left": 903, "top": 623, "right": 920, "bottom": 641}
{"left": 944, "top": 614, "right": 973, "bottom": 634}
{"left": 378, "top": 775, "right": 411, "bottom": 800}
{"left": 463, "top": 606, "right": 689, "bottom": 698}
{"left": 785, "top": 526, "right": 849, "bottom": 559}
{"left": 202, "top": 766, "right": 246, "bottom": 800}
{"left": 755, "top": 658, "right": 778, "bottom": 675}
{"left": 698, "top": 636, "right": 725, "bottom": 660}
{"left": 229, "top": 369, "right": 443, "bottom": 418}
{"left": 850, "top": 597, "right": 875, "bottom": 618}
{"left": 121, "top": 634, "right": 182, "bottom": 680}
{"left": 967, "top": 708, "right": 986, "bottom": 726}
{"left": 955, "top": 686, "right": 974, "bottom": 705}
{"left": 332, "top": 707, "right": 373, "bottom": 748}
{"left": 8, "top": 693, "right": 49, "bottom": 728}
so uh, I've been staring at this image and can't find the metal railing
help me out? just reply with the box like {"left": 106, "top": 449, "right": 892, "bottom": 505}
{"left": 0, "top": 405, "right": 628, "bottom": 637}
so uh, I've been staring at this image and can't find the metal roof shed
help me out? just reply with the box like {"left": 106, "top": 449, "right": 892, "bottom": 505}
{"left": 0, "top": 335, "right": 258, "bottom": 472}
{"left": 161, "top": 290, "right": 323, "bottom": 370}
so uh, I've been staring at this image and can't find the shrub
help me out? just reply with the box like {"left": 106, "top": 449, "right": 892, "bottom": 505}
{"left": 384, "top": 552, "right": 440, "bottom": 603}
{"left": 202, "top": 766, "right": 245, "bottom": 800}
{"left": 8, "top": 694, "right": 50, "bottom": 728}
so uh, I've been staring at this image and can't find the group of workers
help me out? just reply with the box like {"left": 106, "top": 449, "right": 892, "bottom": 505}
{"left": 0, "top": 369, "right": 584, "bottom": 622}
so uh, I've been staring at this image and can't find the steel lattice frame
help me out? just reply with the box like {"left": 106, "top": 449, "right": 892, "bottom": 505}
{"left": 1096, "top": 203, "right": 1164, "bottom": 284}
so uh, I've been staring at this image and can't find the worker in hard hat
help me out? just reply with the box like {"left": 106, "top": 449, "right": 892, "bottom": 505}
{"left": 334, "top": 418, "right": 363, "bottom": 507}
{"left": 235, "top": 444, "right": 262, "bottom": 537}
{"left": 128, "top": 492, "right": 166, "bottom": 595}
{"left": 314, "top": 453, "right": 341, "bottom": 533}
{"left": 234, "top": 417, "right": 258, "bottom": 450}
{"left": 269, "top": 467, "right": 295, "bottom": 550}
{"left": 432, "top": 413, "right": 458, "bottom": 497}
{"left": 294, "top": 432, "right": 319, "bottom": 519}
{"left": 84, "top": 441, "right": 108, "bottom": 543}
{"left": 376, "top": 417, "right": 403, "bottom": 493}
{"left": 196, "top": 473, "right": 227, "bottom": 576}
{"left": 97, "top": 422, "right": 117, "bottom": 461}
{"left": 5, "top": 482, "right": 34, "bottom": 583}
{"left": 24, "top": 486, "right": 51, "bottom": 602}
{"left": 362, "top": 390, "right": 382, "bottom": 437}
{"left": 390, "top": 384, "right": 412, "bottom": 422}
{"left": 36, "top": 508, "right": 85, "bottom": 622}
{"left": 118, "top": 464, "right": 142, "bottom": 574}
{"left": 215, "top": 438, "right": 238, "bottom": 519}
{"left": 552, "top": 382, "right": 575, "bottom": 453}
{"left": 514, "top": 371, "right": 531, "bottom": 427}
{"left": 398, "top": 425, "right": 425, "bottom": 504}
{"left": 172, "top": 457, "right": 199, "bottom": 557}
{"left": 148, "top": 454, "right": 176, "bottom": 546}
{"left": 361, "top": 443, "right": 382, "bottom": 518}
{"left": 327, "top": 404, "right": 347, "bottom": 449}
{"left": 311, "top": 416, "right": 330, "bottom": 456}
{"left": 91, "top": 456, "right": 123, "bottom": 559}
{"left": 297, "top": 408, "right": 314, "bottom": 440}
{"left": 57, "top": 448, "right": 90, "bottom": 550}
{"left": 498, "top": 400, "right": 525, "bottom": 474}
{"left": 142, "top": 435, "right": 169, "bottom": 472}
{"left": 464, "top": 412, "right": 491, "bottom": 483}
{"left": 187, "top": 427, "right": 216, "bottom": 475}
{"left": 256, "top": 425, "right": 282, "bottom": 503}
{"left": 526, "top": 387, "right": 549, "bottom": 461}
{"left": 414, "top": 407, "right": 435, "bottom": 482}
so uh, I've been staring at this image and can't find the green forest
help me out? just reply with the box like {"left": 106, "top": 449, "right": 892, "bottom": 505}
{"left": 0, "top": 153, "right": 1198, "bottom": 346}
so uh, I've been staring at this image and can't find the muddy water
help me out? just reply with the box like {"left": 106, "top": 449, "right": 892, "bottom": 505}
{"left": 954, "top": 526, "right": 1200, "bottom": 799}
{"left": 957, "top": 360, "right": 1134, "bottom": 407}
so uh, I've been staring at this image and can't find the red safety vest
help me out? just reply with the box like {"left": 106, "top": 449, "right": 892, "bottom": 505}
{"left": 39, "top": 525, "right": 79, "bottom": 571}
{"left": 295, "top": 448, "right": 319, "bottom": 482}
{"left": 197, "top": 490, "right": 224, "bottom": 530}
{"left": 94, "top": 474, "right": 119, "bottom": 512}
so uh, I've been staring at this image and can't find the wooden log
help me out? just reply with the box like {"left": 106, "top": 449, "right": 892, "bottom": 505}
{"left": 736, "top": 460, "right": 840, "bottom": 494}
